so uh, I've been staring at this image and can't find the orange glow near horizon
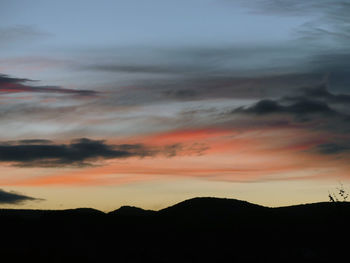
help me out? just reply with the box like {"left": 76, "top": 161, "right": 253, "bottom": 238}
{"left": 1, "top": 126, "right": 349, "bottom": 189}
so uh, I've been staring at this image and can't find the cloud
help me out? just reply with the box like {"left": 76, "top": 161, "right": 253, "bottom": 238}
{"left": 284, "top": 85, "right": 350, "bottom": 105}
{"left": 0, "top": 138, "right": 189, "bottom": 167}
{"left": 94, "top": 72, "right": 326, "bottom": 109}
{"left": 242, "top": 0, "right": 346, "bottom": 15}
{"left": 84, "top": 64, "right": 199, "bottom": 75}
{"left": 233, "top": 84, "right": 350, "bottom": 118}
{"left": 316, "top": 142, "right": 350, "bottom": 155}
{"left": 0, "top": 138, "right": 141, "bottom": 167}
{"left": 0, "top": 25, "right": 50, "bottom": 46}
{"left": 0, "top": 73, "right": 98, "bottom": 96}
{"left": 17, "top": 139, "right": 53, "bottom": 145}
{"left": 79, "top": 41, "right": 349, "bottom": 106}
{"left": 241, "top": 0, "right": 350, "bottom": 44}
{"left": 0, "top": 189, "right": 43, "bottom": 204}
{"left": 236, "top": 99, "right": 335, "bottom": 116}
{"left": 164, "top": 89, "right": 197, "bottom": 100}
{"left": 61, "top": 1, "right": 350, "bottom": 109}
{"left": 229, "top": 85, "right": 350, "bottom": 160}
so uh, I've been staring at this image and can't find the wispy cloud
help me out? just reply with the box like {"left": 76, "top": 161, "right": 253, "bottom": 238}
{"left": 0, "top": 188, "right": 44, "bottom": 204}
{"left": 0, "top": 25, "right": 50, "bottom": 46}
{"left": 0, "top": 73, "right": 98, "bottom": 96}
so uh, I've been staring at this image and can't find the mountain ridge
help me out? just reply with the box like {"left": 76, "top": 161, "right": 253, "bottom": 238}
{"left": 1, "top": 196, "right": 347, "bottom": 215}
{"left": 2, "top": 196, "right": 349, "bottom": 222}
{"left": 0, "top": 196, "right": 349, "bottom": 262}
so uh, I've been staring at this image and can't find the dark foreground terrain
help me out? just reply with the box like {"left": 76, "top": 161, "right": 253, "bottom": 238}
{"left": 1, "top": 197, "right": 349, "bottom": 262}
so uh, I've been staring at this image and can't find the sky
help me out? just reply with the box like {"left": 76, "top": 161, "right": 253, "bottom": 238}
{"left": 1, "top": 0, "right": 350, "bottom": 211}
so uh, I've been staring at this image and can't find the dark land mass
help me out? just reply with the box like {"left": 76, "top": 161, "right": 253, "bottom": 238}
{"left": 0, "top": 197, "right": 349, "bottom": 262}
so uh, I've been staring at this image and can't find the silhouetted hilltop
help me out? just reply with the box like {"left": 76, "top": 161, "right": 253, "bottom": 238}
{"left": 160, "top": 197, "right": 267, "bottom": 215}
{"left": 109, "top": 205, "right": 156, "bottom": 216}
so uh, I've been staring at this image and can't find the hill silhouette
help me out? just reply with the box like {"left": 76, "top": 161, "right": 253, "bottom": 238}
{"left": 0, "top": 197, "right": 349, "bottom": 262}
{"left": 160, "top": 197, "right": 267, "bottom": 215}
{"left": 109, "top": 205, "right": 156, "bottom": 216}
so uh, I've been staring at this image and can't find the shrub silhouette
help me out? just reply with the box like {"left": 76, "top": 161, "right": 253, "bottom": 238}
{"left": 329, "top": 182, "right": 349, "bottom": 202}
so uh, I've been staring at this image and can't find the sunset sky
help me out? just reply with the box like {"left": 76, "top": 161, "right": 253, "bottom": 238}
{"left": 1, "top": 0, "right": 350, "bottom": 211}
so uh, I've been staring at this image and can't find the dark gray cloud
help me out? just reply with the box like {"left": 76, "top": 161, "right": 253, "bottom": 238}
{"left": 316, "top": 142, "right": 350, "bottom": 155}
{"left": 0, "top": 138, "right": 196, "bottom": 167}
{"left": 236, "top": 99, "right": 335, "bottom": 116}
{"left": 0, "top": 73, "right": 98, "bottom": 96}
{"left": 0, "top": 138, "right": 144, "bottom": 167}
{"left": 17, "top": 139, "right": 53, "bottom": 145}
{"left": 0, "top": 139, "right": 54, "bottom": 146}
{"left": 0, "top": 189, "right": 43, "bottom": 204}
{"left": 284, "top": 85, "right": 350, "bottom": 105}
{"left": 307, "top": 54, "right": 350, "bottom": 92}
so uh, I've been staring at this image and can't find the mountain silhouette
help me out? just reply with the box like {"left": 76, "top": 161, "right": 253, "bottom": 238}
{"left": 0, "top": 197, "right": 349, "bottom": 263}
{"left": 160, "top": 197, "right": 267, "bottom": 215}
{"left": 109, "top": 205, "right": 156, "bottom": 216}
